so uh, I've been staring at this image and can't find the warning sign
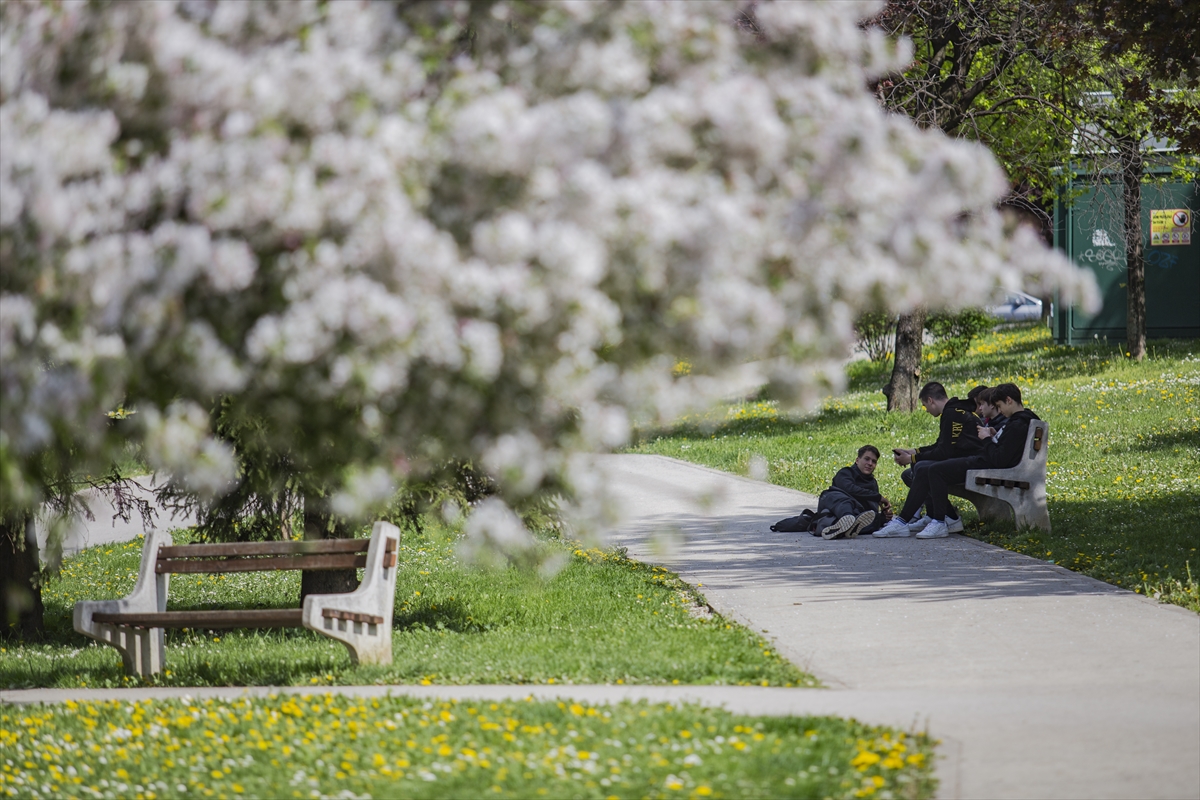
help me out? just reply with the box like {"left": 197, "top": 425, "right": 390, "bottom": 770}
{"left": 1150, "top": 209, "right": 1191, "bottom": 246}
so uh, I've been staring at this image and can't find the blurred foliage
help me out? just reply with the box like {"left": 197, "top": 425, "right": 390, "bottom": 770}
{"left": 925, "top": 308, "right": 1001, "bottom": 361}
{"left": 854, "top": 312, "right": 897, "bottom": 363}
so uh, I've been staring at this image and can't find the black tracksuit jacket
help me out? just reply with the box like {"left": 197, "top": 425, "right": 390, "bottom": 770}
{"left": 820, "top": 465, "right": 883, "bottom": 512}
{"left": 913, "top": 398, "right": 984, "bottom": 464}
{"left": 979, "top": 408, "right": 1041, "bottom": 469}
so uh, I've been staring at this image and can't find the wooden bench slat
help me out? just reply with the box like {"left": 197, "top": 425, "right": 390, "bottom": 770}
{"left": 157, "top": 554, "right": 367, "bottom": 574}
{"left": 321, "top": 608, "right": 384, "bottom": 625}
{"left": 93, "top": 609, "right": 304, "bottom": 628}
{"left": 974, "top": 477, "right": 1030, "bottom": 490}
{"left": 159, "top": 540, "right": 369, "bottom": 559}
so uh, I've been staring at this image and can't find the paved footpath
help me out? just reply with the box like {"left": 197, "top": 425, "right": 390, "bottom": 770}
{"left": 5, "top": 454, "right": 1198, "bottom": 799}
{"left": 35, "top": 476, "right": 196, "bottom": 560}
{"left": 596, "top": 455, "right": 1200, "bottom": 800}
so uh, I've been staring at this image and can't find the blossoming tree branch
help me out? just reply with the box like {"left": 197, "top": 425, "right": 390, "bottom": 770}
{"left": 0, "top": 1, "right": 1096, "bottom": 601}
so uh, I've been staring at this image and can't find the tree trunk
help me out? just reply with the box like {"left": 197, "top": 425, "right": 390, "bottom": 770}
{"left": 299, "top": 498, "right": 359, "bottom": 603}
{"left": 1120, "top": 134, "right": 1146, "bottom": 360}
{"left": 1, "top": 513, "right": 45, "bottom": 640}
{"left": 884, "top": 310, "right": 925, "bottom": 412}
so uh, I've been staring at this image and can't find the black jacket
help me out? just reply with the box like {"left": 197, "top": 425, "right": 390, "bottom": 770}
{"left": 914, "top": 398, "right": 984, "bottom": 464}
{"left": 981, "top": 414, "right": 1009, "bottom": 443}
{"left": 820, "top": 465, "right": 882, "bottom": 511}
{"left": 982, "top": 408, "right": 1040, "bottom": 469}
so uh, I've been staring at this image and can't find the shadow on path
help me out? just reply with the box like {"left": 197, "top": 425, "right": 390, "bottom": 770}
{"left": 612, "top": 509, "right": 1124, "bottom": 604}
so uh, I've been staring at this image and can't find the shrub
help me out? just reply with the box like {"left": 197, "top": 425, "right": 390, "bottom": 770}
{"left": 925, "top": 308, "right": 998, "bottom": 360}
{"left": 854, "top": 312, "right": 897, "bottom": 362}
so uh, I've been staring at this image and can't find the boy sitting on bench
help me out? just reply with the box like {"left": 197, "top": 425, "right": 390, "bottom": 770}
{"left": 974, "top": 384, "right": 1009, "bottom": 443}
{"left": 874, "top": 382, "right": 983, "bottom": 538}
{"left": 878, "top": 383, "right": 1041, "bottom": 540}
{"left": 922, "top": 383, "right": 1041, "bottom": 536}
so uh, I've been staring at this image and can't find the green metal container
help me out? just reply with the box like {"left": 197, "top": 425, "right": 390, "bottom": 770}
{"left": 1052, "top": 168, "right": 1198, "bottom": 343}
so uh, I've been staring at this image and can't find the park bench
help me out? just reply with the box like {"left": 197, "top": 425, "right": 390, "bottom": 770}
{"left": 949, "top": 420, "right": 1051, "bottom": 532}
{"left": 74, "top": 520, "right": 401, "bottom": 677}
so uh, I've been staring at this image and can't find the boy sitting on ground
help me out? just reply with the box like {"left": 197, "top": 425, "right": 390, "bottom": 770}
{"left": 772, "top": 445, "right": 891, "bottom": 539}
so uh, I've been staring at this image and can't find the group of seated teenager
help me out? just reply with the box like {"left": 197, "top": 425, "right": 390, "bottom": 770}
{"left": 770, "top": 381, "right": 1040, "bottom": 540}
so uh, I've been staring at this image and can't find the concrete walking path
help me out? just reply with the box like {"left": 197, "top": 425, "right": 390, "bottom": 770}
{"left": 5, "top": 454, "right": 1198, "bottom": 799}
{"left": 595, "top": 454, "right": 1200, "bottom": 800}
{"left": 35, "top": 476, "right": 196, "bottom": 560}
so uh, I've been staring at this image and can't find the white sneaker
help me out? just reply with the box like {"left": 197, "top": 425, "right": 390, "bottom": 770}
{"left": 907, "top": 514, "right": 933, "bottom": 533}
{"left": 945, "top": 516, "right": 964, "bottom": 534}
{"left": 915, "top": 519, "right": 950, "bottom": 539}
{"left": 872, "top": 518, "right": 914, "bottom": 538}
{"left": 821, "top": 514, "right": 857, "bottom": 540}
{"left": 847, "top": 510, "right": 876, "bottom": 538}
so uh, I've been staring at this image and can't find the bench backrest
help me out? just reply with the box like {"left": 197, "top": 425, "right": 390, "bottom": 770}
{"left": 155, "top": 538, "right": 399, "bottom": 574}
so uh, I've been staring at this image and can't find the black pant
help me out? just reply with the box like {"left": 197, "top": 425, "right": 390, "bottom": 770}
{"left": 897, "top": 461, "right": 934, "bottom": 521}
{"left": 927, "top": 456, "right": 988, "bottom": 520}
{"left": 813, "top": 494, "right": 883, "bottom": 535}
{"left": 899, "top": 461, "right": 959, "bottom": 521}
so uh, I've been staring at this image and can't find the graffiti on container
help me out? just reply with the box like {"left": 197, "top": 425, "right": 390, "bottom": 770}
{"left": 1146, "top": 250, "right": 1180, "bottom": 270}
{"left": 1076, "top": 247, "right": 1125, "bottom": 272}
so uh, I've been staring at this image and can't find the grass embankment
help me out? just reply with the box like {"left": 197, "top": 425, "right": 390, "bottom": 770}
{"left": 631, "top": 326, "right": 1200, "bottom": 612}
{"left": 0, "top": 696, "right": 936, "bottom": 800}
{"left": 1, "top": 524, "right": 811, "bottom": 690}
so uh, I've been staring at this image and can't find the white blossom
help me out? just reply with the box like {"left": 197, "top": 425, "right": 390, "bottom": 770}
{"left": 458, "top": 498, "right": 541, "bottom": 569}
{"left": 140, "top": 402, "right": 238, "bottom": 500}
{"left": 330, "top": 467, "right": 396, "bottom": 520}
{"left": 0, "top": 0, "right": 1098, "bottom": 558}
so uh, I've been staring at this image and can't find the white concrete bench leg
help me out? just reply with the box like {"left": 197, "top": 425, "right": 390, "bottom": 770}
{"left": 302, "top": 521, "right": 401, "bottom": 666}
{"left": 73, "top": 530, "right": 172, "bottom": 677}
{"left": 948, "top": 486, "right": 1012, "bottom": 524}
{"left": 958, "top": 480, "right": 1052, "bottom": 532}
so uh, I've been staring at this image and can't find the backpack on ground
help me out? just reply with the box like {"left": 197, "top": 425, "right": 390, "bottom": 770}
{"left": 770, "top": 509, "right": 816, "bottom": 532}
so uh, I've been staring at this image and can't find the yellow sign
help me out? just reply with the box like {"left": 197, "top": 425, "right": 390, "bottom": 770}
{"left": 1150, "top": 209, "right": 1191, "bottom": 246}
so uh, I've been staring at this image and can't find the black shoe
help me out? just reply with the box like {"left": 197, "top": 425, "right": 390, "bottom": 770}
{"left": 820, "top": 514, "right": 857, "bottom": 540}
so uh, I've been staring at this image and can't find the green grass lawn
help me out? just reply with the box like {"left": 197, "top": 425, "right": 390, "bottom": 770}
{"left": 0, "top": 695, "right": 936, "bottom": 800}
{"left": 630, "top": 326, "right": 1200, "bottom": 612}
{"left": 1, "top": 523, "right": 813, "bottom": 690}
{"left": 1, "top": 529, "right": 938, "bottom": 799}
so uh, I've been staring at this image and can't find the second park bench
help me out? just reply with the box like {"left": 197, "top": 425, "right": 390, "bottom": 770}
{"left": 74, "top": 520, "right": 401, "bottom": 677}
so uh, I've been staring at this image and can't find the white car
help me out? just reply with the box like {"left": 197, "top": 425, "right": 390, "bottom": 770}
{"left": 987, "top": 291, "right": 1043, "bottom": 323}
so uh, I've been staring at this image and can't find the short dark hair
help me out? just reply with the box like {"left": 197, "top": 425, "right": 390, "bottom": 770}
{"left": 918, "top": 382, "right": 948, "bottom": 402}
{"left": 967, "top": 385, "right": 990, "bottom": 403}
{"left": 857, "top": 444, "right": 880, "bottom": 459}
{"left": 990, "top": 383, "right": 1022, "bottom": 405}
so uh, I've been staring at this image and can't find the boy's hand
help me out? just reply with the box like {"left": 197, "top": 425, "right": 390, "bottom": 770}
{"left": 977, "top": 426, "right": 995, "bottom": 440}
{"left": 892, "top": 448, "right": 914, "bottom": 466}
{"left": 879, "top": 497, "right": 893, "bottom": 521}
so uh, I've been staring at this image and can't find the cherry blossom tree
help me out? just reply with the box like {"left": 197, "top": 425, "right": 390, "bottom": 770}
{"left": 0, "top": 0, "right": 1096, "bottom": 634}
